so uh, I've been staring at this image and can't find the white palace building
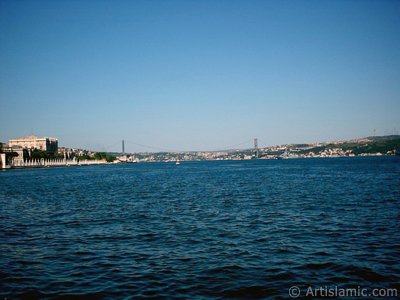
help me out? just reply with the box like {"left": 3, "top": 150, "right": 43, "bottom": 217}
{"left": 8, "top": 135, "right": 58, "bottom": 154}
{"left": 1, "top": 135, "right": 107, "bottom": 169}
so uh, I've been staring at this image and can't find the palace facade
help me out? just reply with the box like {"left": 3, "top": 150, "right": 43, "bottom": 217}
{"left": 8, "top": 135, "right": 58, "bottom": 154}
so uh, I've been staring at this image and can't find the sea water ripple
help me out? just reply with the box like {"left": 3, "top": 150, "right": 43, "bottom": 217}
{"left": 1, "top": 157, "right": 399, "bottom": 299}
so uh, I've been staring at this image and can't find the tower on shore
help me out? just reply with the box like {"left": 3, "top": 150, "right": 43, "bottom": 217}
{"left": 122, "top": 139, "right": 125, "bottom": 154}
{"left": 254, "top": 138, "right": 259, "bottom": 158}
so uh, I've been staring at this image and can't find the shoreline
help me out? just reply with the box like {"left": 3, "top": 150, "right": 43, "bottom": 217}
{"left": 2, "top": 154, "right": 398, "bottom": 171}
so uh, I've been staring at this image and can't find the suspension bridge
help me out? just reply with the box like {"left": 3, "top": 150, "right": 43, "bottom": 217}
{"left": 100, "top": 138, "right": 262, "bottom": 155}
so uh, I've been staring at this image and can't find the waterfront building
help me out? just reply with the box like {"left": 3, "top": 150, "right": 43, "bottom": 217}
{"left": 8, "top": 135, "right": 58, "bottom": 154}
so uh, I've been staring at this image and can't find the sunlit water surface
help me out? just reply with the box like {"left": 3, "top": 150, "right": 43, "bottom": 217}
{"left": 1, "top": 157, "right": 399, "bottom": 299}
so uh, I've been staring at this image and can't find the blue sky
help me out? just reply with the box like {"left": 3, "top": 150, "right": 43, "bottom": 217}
{"left": 1, "top": 0, "right": 399, "bottom": 152}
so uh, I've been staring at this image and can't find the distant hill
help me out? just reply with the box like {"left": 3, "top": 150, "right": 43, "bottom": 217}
{"left": 261, "top": 135, "right": 400, "bottom": 158}
{"left": 342, "top": 135, "right": 400, "bottom": 155}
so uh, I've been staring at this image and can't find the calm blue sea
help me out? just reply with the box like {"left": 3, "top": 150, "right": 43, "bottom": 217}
{"left": 1, "top": 157, "right": 400, "bottom": 299}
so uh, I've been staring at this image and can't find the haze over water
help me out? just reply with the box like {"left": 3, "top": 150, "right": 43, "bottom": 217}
{"left": 1, "top": 157, "right": 399, "bottom": 298}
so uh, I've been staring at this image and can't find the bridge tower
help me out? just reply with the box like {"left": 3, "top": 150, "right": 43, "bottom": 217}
{"left": 254, "top": 138, "right": 259, "bottom": 158}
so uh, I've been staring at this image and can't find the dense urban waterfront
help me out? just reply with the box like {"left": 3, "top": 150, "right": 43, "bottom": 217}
{"left": 1, "top": 157, "right": 399, "bottom": 299}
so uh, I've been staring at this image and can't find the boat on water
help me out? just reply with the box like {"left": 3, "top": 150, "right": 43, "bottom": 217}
{"left": 176, "top": 160, "right": 181, "bottom": 165}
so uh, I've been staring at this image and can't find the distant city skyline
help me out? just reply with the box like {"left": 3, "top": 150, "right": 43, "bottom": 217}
{"left": 1, "top": 1, "right": 400, "bottom": 152}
